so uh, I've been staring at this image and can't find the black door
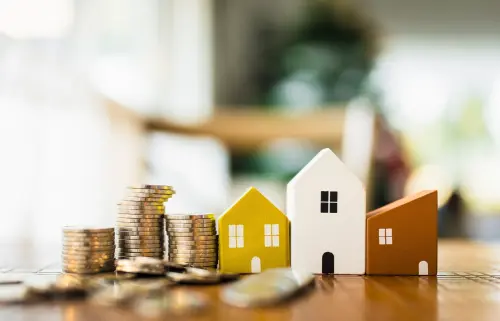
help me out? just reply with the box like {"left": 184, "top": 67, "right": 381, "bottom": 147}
{"left": 322, "top": 252, "right": 334, "bottom": 274}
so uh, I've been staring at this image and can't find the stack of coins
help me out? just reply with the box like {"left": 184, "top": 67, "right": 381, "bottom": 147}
{"left": 116, "top": 185, "right": 175, "bottom": 259}
{"left": 62, "top": 227, "right": 115, "bottom": 274}
{"left": 165, "top": 214, "right": 218, "bottom": 268}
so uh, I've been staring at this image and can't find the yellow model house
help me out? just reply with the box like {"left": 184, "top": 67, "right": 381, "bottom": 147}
{"left": 218, "top": 187, "right": 290, "bottom": 273}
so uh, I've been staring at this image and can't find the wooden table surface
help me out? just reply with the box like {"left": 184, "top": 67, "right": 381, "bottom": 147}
{"left": 2, "top": 240, "right": 500, "bottom": 321}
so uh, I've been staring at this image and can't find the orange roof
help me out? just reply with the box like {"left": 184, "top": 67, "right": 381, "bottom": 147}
{"left": 366, "top": 190, "right": 436, "bottom": 219}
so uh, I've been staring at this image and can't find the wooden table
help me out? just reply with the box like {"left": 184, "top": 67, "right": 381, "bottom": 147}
{"left": 2, "top": 240, "right": 500, "bottom": 321}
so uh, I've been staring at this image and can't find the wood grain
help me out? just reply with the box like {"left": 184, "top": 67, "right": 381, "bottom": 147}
{"left": 2, "top": 240, "right": 500, "bottom": 321}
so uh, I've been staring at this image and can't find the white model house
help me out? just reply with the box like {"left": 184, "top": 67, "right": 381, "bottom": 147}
{"left": 287, "top": 148, "right": 366, "bottom": 274}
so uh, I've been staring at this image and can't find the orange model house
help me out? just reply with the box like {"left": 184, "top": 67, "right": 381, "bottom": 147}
{"left": 366, "top": 190, "right": 438, "bottom": 275}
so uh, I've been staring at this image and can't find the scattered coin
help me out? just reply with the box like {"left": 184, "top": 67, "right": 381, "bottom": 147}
{"left": 116, "top": 258, "right": 165, "bottom": 275}
{"left": 220, "top": 268, "right": 315, "bottom": 308}
{"left": 134, "top": 290, "right": 209, "bottom": 317}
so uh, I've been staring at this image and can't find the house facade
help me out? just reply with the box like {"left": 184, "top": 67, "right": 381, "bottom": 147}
{"left": 218, "top": 187, "right": 290, "bottom": 273}
{"left": 366, "top": 190, "right": 438, "bottom": 275}
{"left": 287, "top": 148, "right": 366, "bottom": 274}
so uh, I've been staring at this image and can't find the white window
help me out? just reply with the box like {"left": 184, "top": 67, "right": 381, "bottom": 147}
{"left": 229, "top": 224, "right": 244, "bottom": 248}
{"left": 379, "top": 228, "right": 393, "bottom": 245}
{"left": 264, "top": 224, "right": 280, "bottom": 247}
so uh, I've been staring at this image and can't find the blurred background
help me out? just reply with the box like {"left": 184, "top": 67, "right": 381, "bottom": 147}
{"left": 1, "top": 0, "right": 500, "bottom": 262}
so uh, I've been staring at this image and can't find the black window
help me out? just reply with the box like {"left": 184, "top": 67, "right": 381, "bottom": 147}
{"left": 321, "top": 191, "right": 338, "bottom": 213}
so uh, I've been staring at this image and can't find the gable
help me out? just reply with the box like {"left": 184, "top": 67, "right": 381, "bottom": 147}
{"left": 367, "top": 190, "right": 437, "bottom": 221}
{"left": 287, "top": 148, "right": 365, "bottom": 203}
{"left": 219, "top": 187, "right": 286, "bottom": 222}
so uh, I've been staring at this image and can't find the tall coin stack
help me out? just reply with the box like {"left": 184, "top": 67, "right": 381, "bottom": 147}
{"left": 165, "top": 214, "right": 218, "bottom": 268}
{"left": 116, "top": 185, "right": 175, "bottom": 259}
{"left": 62, "top": 227, "right": 115, "bottom": 274}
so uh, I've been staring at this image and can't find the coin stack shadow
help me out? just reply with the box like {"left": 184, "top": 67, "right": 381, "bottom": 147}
{"left": 62, "top": 227, "right": 115, "bottom": 274}
{"left": 165, "top": 214, "right": 218, "bottom": 268}
{"left": 116, "top": 186, "right": 175, "bottom": 259}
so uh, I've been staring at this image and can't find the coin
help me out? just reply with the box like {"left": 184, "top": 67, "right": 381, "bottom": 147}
{"left": 63, "top": 234, "right": 115, "bottom": 240}
{"left": 119, "top": 240, "right": 163, "bottom": 245}
{"left": 117, "top": 210, "right": 165, "bottom": 215}
{"left": 123, "top": 196, "right": 171, "bottom": 202}
{"left": 63, "top": 244, "right": 115, "bottom": 250}
{"left": 220, "top": 268, "right": 314, "bottom": 308}
{"left": 169, "top": 258, "right": 217, "bottom": 264}
{"left": 168, "top": 233, "right": 217, "bottom": 242}
{"left": 116, "top": 258, "right": 165, "bottom": 275}
{"left": 128, "top": 190, "right": 173, "bottom": 196}
{"left": 63, "top": 226, "right": 115, "bottom": 233}
{"left": 166, "top": 227, "right": 215, "bottom": 233}
{"left": 118, "top": 235, "right": 163, "bottom": 240}
{"left": 116, "top": 217, "right": 164, "bottom": 223}
{"left": 168, "top": 240, "right": 217, "bottom": 246}
{"left": 63, "top": 241, "right": 115, "bottom": 247}
{"left": 169, "top": 255, "right": 217, "bottom": 261}
{"left": 167, "top": 271, "right": 220, "bottom": 285}
{"left": 118, "top": 202, "right": 165, "bottom": 208}
{"left": 64, "top": 267, "right": 114, "bottom": 274}
{"left": 128, "top": 184, "right": 173, "bottom": 190}
{"left": 117, "top": 229, "right": 163, "bottom": 235}
{"left": 117, "top": 248, "right": 163, "bottom": 253}
{"left": 117, "top": 223, "right": 163, "bottom": 229}
{"left": 117, "top": 254, "right": 163, "bottom": 259}
{"left": 169, "top": 249, "right": 217, "bottom": 254}
{"left": 165, "top": 214, "right": 214, "bottom": 220}
{"left": 133, "top": 291, "right": 209, "bottom": 317}
{"left": 166, "top": 223, "right": 215, "bottom": 229}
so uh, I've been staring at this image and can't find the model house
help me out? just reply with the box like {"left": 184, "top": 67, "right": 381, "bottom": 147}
{"left": 287, "top": 148, "right": 366, "bottom": 274}
{"left": 218, "top": 187, "right": 290, "bottom": 274}
{"left": 366, "top": 190, "right": 438, "bottom": 275}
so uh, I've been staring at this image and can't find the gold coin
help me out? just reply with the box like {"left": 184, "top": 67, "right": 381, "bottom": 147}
{"left": 63, "top": 226, "right": 114, "bottom": 233}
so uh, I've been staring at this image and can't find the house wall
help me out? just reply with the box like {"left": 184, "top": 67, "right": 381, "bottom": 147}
{"left": 218, "top": 189, "right": 289, "bottom": 273}
{"left": 366, "top": 191, "right": 438, "bottom": 275}
{"left": 288, "top": 150, "right": 366, "bottom": 274}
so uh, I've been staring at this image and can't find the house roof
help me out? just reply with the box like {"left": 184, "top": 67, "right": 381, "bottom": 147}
{"left": 288, "top": 148, "right": 363, "bottom": 189}
{"left": 366, "top": 190, "right": 437, "bottom": 220}
{"left": 218, "top": 187, "right": 285, "bottom": 221}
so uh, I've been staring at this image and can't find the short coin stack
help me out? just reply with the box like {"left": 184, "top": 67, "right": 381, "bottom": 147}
{"left": 165, "top": 214, "right": 218, "bottom": 268}
{"left": 116, "top": 185, "right": 175, "bottom": 260}
{"left": 62, "top": 227, "right": 115, "bottom": 274}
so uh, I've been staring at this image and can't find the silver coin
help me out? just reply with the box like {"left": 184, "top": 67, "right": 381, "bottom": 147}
{"left": 165, "top": 214, "right": 214, "bottom": 220}
{"left": 168, "top": 235, "right": 216, "bottom": 241}
{"left": 166, "top": 227, "right": 215, "bottom": 233}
